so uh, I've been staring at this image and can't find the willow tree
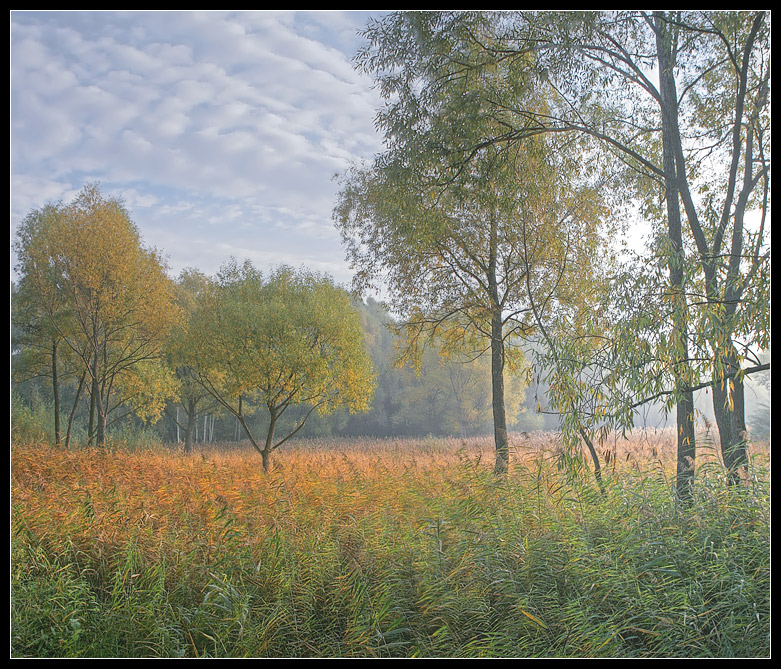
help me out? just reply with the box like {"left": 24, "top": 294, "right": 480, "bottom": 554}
{"left": 356, "top": 10, "right": 770, "bottom": 493}
{"left": 339, "top": 12, "right": 611, "bottom": 474}
{"left": 184, "top": 260, "right": 375, "bottom": 472}
{"left": 13, "top": 183, "right": 180, "bottom": 446}
{"left": 335, "top": 110, "right": 608, "bottom": 474}
{"left": 512, "top": 10, "right": 771, "bottom": 488}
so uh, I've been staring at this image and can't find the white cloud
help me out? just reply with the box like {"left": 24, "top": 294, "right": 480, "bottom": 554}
{"left": 11, "top": 10, "right": 386, "bottom": 281}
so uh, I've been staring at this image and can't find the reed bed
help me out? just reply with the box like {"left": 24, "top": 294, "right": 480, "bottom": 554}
{"left": 11, "top": 431, "right": 770, "bottom": 658}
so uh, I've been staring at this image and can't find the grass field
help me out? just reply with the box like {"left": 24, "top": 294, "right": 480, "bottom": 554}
{"left": 11, "top": 431, "right": 771, "bottom": 658}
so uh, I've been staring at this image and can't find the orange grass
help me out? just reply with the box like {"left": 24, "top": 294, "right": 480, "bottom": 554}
{"left": 11, "top": 431, "right": 770, "bottom": 658}
{"left": 12, "top": 429, "right": 766, "bottom": 564}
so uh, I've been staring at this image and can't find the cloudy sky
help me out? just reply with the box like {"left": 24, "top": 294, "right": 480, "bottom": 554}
{"left": 11, "top": 10, "right": 389, "bottom": 286}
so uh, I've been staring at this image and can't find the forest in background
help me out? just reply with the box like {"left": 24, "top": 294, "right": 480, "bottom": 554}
{"left": 12, "top": 278, "right": 561, "bottom": 447}
{"left": 11, "top": 281, "right": 771, "bottom": 451}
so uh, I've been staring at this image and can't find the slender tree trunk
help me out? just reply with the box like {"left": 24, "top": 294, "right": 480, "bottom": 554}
{"left": 235, "top": 395, "right": 242, "bottom": 441}
{"left": 487, "top": 214, "right": 509, "bottom": 476}
{"left": 96, "top": 399, "right": 107, "bottom": 447}
{"left": 51, "top": 340, "right": 61, "bottom": 445}
{"left": 579, "top": 427, "right": 605, "bottom": 494}
{"left": 674, "top": 391, "right": 696, "bottom": 497}
{"left": 708, "top": 17, "right": 764, "bottom": 482}
{"left": 712, "top": 344, "right": 749, "bottom": 483}
{"left": 94, "top": 349, "right": 107, "bottom": 447}
{"left": 183, "top": 398, "right": 197, "bottom": 454}
{"left": 88, "top": 352, "right": 98, "bottom": 447}
{"left": 491, "top": 311, "right": 509, "bottom": 476}
{"left": 65, "top": 370, "right": 86, "bottom": 449}
{"left": 655, "top": 13, "right": 697, "bottom": 501}
{"left": 262, "top": 408, "right": 278, "bottom": 473}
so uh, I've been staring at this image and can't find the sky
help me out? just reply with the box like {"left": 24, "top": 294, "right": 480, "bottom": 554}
{"left": 10, "top": 10, "right": 389, "bottom": 287}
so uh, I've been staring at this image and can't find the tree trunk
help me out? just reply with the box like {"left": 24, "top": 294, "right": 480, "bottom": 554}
{"left": 96, "top": 399, "right": 107, "bottom": 447}
{"left": 486, "top": 211, "right": 510, "bottom": 476}
{"left": 51, "top": 340, "right": 61, "bottom": 445}
{"left": 712, "top": 345, "right": 749, "bottom": 483}
{"left": 490, "top": 309, "right": 509, "bottom": 476}
{"left": 183, "top": 398, "right": 197, "bottom": 454}
{"left": 579, "top": 427, "right": 605, "bottom": 494}
{"left": 655, "top": 12, "right": 697, "bottom": 501}
{"left": 675, "top": 390, "right": 696, "bottom": 499}
{"left": 94, "top": 352, "right": 107, "bottom": 447}
{"left": 262, "top": 408, "right": 278, "bottom": 473}
{"left": 65, "top": 370, "right": 86, "bottom": 449}
{"left": 88, "top": 353, "right": 98, "bottom": 447}
{"left": 230, "top": 395, "right": 275, "bottom": 473}
{"left": 261, "top": 449, "right": 271, "bottom": 472}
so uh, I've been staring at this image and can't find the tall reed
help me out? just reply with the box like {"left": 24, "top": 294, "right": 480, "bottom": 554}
{"left": 11, "top": 433, "right": 770, "bottom": 657}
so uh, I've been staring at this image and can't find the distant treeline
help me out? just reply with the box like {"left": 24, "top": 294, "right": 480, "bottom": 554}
{"left": 11, "top": 289, "right": 559, "bottom": 448}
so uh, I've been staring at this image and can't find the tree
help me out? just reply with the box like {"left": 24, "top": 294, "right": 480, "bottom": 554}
{"left": 517, "top": 10, "right": 771, "bottom": 489}
{"left": 166, "top": 268, "right": 222, "bottom": 453}
{"left": 663, "top": 11, "right": 770, "bottom": 484}
{"left": 184, "top": 260, "right": 375, "bottom": 471}
{"left": 13, "top": 183, "right": 180, "bottom": 446}
{"left": 355, "top": 10, "right": 770, "bottom": 493}
{"left": 338, "top": 12, "right": 610, "bottom": 474}
{"left": 13, "top": 203, "right": 77, "bottom": 446}
{"left": 11, "top": 291, "right": 90, "bottom": 448}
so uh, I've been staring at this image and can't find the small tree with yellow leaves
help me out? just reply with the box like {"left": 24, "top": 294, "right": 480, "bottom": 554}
{"left": 184, "top": 260, "right": 375, "bottom": 471}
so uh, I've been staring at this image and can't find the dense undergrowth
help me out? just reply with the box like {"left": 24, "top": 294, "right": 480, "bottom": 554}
{"left": 11, "top": 434, "right": 770, "bottom": 657}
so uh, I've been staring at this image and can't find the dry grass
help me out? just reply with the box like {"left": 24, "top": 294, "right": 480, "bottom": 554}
{"left": 11, "top": 430, "right": 770, "bottom": 658}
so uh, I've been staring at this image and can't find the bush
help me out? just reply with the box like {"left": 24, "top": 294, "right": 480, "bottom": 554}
{"left": 11, "top": 390, "right": 50, "bottom": 445}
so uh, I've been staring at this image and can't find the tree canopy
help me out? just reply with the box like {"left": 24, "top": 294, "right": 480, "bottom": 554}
{"left": 350, "top": 10, "right": 770, "bottom": 491}
{"left": 181, "top": 260, "right": 376, "bottom": 470}
{"left": 336, "top": 11, "right": 613, "bottom": 474}
{"left": 13, "top": 183, "right": 180, "bottom": 446}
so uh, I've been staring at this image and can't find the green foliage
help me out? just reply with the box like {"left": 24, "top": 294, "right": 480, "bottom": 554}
{"left": 11, "top": 390, "right": 51, "bottom": 445}
{"left": 379, "top": 10, "right": 771, "bottom": 481}
{"left": 181, "top": 260, "right": 376, "bottom": 461}
{"left": 336, "top": 12, "right": 612, "bottom": 473}
{"left": 12, "top": 183, "right": 181, "bottom": 445}
{"left": 331, "top": 298, "right": 540, "bottom": 439}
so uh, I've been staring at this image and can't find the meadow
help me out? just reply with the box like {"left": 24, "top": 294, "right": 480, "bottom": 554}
{"left": 11, "top": 431, "right": 770, "bottom": 658}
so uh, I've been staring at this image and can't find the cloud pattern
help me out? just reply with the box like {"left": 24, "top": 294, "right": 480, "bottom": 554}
{"left": 11, "top": 10, "right": 385, "bottom": 282}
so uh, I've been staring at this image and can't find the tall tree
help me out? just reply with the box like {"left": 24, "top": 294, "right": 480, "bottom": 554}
{"left": 356, "top": 10, "right": 770, "bottom": 491}
{"left": 13, "top": 183, "right": 180, "bottom": 446}
{"left": 335, "top": 23, "right": 609, "bottom": 473}
{"left": 13, "top": 203, "right": 77, "bottom": 445}
{"left": 660, "top": 11, "right": 770, "bottom": 483}
{"left": 166, "top": 268, "right": 221, "bottom": 453}
{"left": 652, "top": 11, "right": 698, "bottom": 495}
{"left": 184, "top": 260, "right": 375, "bottom": 471}
{"left": 516, "top": 10, "right": 771, "bottom": 488}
